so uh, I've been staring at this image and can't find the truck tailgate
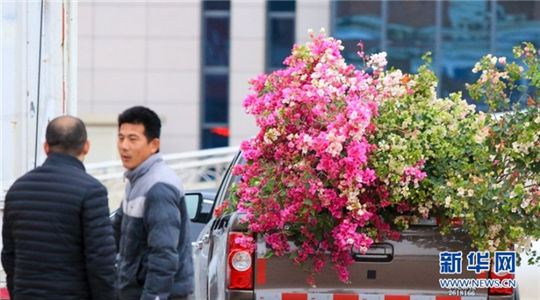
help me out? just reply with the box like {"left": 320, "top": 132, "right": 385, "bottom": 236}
{"left": 253, "top": 226, "right": 488, "bottom": 299}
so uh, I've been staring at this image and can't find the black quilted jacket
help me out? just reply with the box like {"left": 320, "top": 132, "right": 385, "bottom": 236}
{"left": 1, "top": 153, "right": 116, "bottom": 300}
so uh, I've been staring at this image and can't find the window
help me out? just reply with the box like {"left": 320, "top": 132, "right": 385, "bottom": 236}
{"left": 201, "top": 0, "right": 230, "bottom": 149}
{"left": 204, "top": 17, "right": 230, "bottom": 67}
{"left": 387, "top": 1, "right": 436, "bottom": 73}
{"left": 332, "top": 0, "right": 540, "bottom": 111}
{"left": 439, "top": 0, "right": 492, "bottom": 109}
{"left": 266, "top": 0, "right": 296, "bottom": 72}
{"left": 494, "top": 1, "right": 540, "bottom": 108}
{"left": 333, "top": 0, "right": 382, "bottom": 66}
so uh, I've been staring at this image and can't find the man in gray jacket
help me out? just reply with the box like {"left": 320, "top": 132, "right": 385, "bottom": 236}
{"left": 114, "top": 106, "right": 193, "bottom": 300}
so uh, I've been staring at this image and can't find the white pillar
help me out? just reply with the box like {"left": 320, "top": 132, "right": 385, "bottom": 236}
{"left": 1, "top": 1, "right": 75, "bottom": 196}
{"left": 64, "top": 0, "right": 78, "bottom": 116}
{"left": 295, "top": 0, "right": 331, "bottom": 45}
{"left": 229, "top": 0, "right": 266, "bottom": 146}
{"left": 1, "top": 0, "right": 76, "bottom": 287}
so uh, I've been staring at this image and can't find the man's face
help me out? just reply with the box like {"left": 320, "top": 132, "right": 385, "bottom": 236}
{"left": 117, "top": 123, "right": 159, "bottom": 170}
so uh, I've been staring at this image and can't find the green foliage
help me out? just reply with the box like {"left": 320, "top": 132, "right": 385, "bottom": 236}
{"left": 368, "top": 42, "right": 540, "bottom": 260}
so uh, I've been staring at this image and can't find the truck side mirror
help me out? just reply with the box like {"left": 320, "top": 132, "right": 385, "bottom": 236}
{"left": 185, "top": 192, "right": 211, "bottom": 223}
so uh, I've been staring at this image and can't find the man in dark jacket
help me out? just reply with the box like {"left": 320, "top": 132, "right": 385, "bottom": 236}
{"left": 114, "top": 106, "right": 193, "bottom": 300}
{"left": 1, "top": 116, "right": 116, "bottom": 300}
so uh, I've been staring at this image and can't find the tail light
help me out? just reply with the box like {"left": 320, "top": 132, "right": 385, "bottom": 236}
{"left": 488, "top": 269, "right": 514, "bottom": 295}
{"left": 227, "top": 232, "right": 254, "bottom": 290}
{"left": 449, "top": 218, "right": 463, "bottom": 227}
{"left": 0, "top": 287, "right": 9, "bottom": 300}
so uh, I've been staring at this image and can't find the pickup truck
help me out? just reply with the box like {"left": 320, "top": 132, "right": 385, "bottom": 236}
{"left": 186, "top": 151, "right": 518, "bottom": 300}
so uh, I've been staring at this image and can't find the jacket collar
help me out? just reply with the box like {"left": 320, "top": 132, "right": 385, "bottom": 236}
{"left": 124, "top": 153, "right": 162, "bottom": 184}
{"left": 43, "top": 153, "right": 85, "bottom": 171}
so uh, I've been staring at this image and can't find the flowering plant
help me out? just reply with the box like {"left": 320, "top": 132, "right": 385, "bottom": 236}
{"left": 223, "top": 32, "right": 540, "bottom": 284}
{"left": 365, "top": 52, "right": 487, "bottom": 233}
{"left": 368, "top": 42, "right": 540, "bottom": 261}
{"left": 462, "top": 43, "right": 540, "bottom": 259}
{"left": 230, "top": 32, "right": 381, "bottom": 284}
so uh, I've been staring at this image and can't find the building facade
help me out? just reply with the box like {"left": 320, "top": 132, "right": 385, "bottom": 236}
{"left": 77, "top": 0, "right": 539, "bottom": 162}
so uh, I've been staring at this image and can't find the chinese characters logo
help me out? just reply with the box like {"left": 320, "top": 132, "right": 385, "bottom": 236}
{"left": 439, "top": 251, "right": 515, "bottom": 274}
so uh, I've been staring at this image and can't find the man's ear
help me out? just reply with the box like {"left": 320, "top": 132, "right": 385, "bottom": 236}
{"left": 82, "top": 140, "right": 90, "bottom": 156}
{"left": 43, "top": 142, "right": 50, "bottom": 155}
{"left": 151, "top": 138, "right": 160, "bottom": 154}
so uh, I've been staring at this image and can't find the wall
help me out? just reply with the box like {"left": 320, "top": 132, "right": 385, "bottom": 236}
{"left": 296, "top": 0, "right": 331, "bottom": 44}
{"left": 228, "top": 0, "right": 265, "bottom": 146}
{"left": 77, "top": 0, "right": 333, "bottom": 161}
{"left": 78, "top": 1, "right": 202, "bottom": 162}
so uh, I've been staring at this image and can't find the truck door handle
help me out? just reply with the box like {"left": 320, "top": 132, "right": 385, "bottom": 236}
{"left": 353, "top": 243, "right": 394, "bottom": 262}
{"left": 202, "top": 234, "right": 210, "bottom": 244}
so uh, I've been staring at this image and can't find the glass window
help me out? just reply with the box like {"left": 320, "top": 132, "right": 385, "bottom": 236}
{"left": 387, "top": 1, "right": 436, "bottom": 72}
{"left": 333, "top": 0, "right": 540, "bottom": 111}
{"left": 202, "top": 128, "right": 229, "bottom": 149}
{"left": 266, "top": 0, "right": 296, "bottom": 71}
{"left": 202, "top": 0, "right": 230, "bottom": 149}
{"left": 203, "top": 0, "right": 230, "bottom": 11}
{"left": 334, "top": 0, "right": 382, "bottom": 66}
{"left": 204, "top": 17, "right": 230, "bottom": 67}
{"left": 495, "top": 1, "right": 540, "bottom": 55}
{"left": 269, "top": 0, "right": 295, "bottom": 12}
{"left": 269, "top": 18, "right": 295, "bottom": 68}
{"left": 495, "top": 1, "right": 540, "bottom": 108}
{"left": 204, "top": 74, "right": 229, "bottom": 124}
{"left": 440, "top": 0, "right": 492, "bottom": 107}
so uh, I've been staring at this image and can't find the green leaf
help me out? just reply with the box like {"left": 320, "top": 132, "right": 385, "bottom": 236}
{"left": 289, "top": 251, "right": 298, "bottom": 260}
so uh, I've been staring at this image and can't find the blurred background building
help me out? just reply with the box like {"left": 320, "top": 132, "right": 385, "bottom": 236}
{"left": 2, "top": 0, "right": 539, "bottom": 297}
{"left": 77, "top": 0, "right": 540, "bottom": 163}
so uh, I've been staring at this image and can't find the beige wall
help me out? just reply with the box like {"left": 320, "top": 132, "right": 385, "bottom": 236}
{"left": 78, "top": 1, "right": 201, "bottom": 163}
{"left": 296, "top": 0, "right": 331, "bottom": 45}
{"left": 78, "top": 1, "right": 332, "bottom": 162}
{"left": 229, "top": 0, "right": 265, "bottom": 146}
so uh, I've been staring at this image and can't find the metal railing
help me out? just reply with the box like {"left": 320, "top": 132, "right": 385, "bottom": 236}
{"left": 86, "top": 146, "right": 238, "bottom": 209}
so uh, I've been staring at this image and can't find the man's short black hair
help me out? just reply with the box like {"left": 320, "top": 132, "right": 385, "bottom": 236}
{"left": 46, "top": 116, "right": 87, "bottom": 156}
{"left": 118, "top": 106, "right": 161, "bottom": 142}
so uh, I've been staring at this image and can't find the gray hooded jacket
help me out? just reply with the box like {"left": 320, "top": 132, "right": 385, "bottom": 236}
{"left": 114, "top": 153, "right": 194, "bottom": 300}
